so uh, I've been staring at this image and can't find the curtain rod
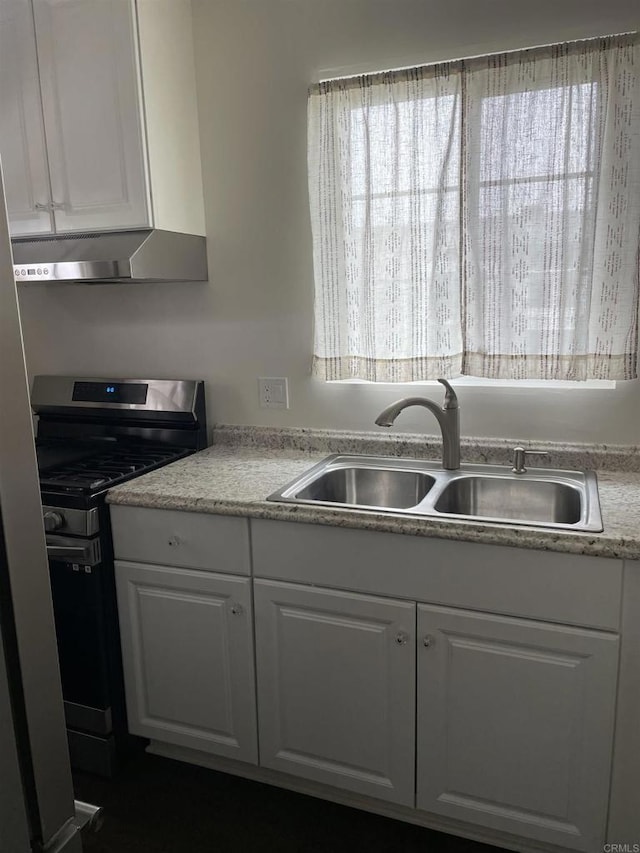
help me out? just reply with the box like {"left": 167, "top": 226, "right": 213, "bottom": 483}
{"left": 316, "top": 29, "right": 639, "bottom": 85}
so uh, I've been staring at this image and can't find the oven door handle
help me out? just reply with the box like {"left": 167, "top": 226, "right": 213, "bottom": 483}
{"left": 46, "top": 536, "right": 101, "bottom": 566}
{"left": 47, "top": 545, "right": 90, "bottom": 559}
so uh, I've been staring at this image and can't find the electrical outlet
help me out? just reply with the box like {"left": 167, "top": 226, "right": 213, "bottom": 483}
{"left": 258, "top": 377, "right": 289, "bottom": 409}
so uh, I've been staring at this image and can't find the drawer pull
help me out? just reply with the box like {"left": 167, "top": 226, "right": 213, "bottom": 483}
{"left": 167, "top": 536, "right": 182, "bottom": 547}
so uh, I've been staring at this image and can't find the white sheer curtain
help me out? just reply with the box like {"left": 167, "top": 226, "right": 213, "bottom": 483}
{"left": 308, "top": 34, "right": 640, "bottom": 382}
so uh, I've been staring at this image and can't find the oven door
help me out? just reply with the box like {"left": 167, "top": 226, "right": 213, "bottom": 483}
{"left": 47, "top": 534, "right": 117, "bottom": 776}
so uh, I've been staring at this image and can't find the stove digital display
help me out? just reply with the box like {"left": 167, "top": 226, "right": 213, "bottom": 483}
{"left": 72, "top": 381, "right": 148, "bottom": 405}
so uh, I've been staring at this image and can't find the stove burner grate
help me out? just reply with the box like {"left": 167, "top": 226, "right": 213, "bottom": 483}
{"left": 39, "top": 444, "right": 188, "bottom": 495}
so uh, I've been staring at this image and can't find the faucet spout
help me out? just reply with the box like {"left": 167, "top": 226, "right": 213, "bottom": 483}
{"left": 374, "top": 379, "right": 460, "bottom": 470}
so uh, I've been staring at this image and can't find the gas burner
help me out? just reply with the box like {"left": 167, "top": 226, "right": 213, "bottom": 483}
{"left": 38, "top": 443, "right": 190, "bottom": 497}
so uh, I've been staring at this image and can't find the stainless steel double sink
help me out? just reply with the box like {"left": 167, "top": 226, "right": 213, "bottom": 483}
{"left": 268, "top": 454, "right": 603, "bottom": 532}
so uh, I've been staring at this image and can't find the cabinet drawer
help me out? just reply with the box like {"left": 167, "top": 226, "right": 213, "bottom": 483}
{"left": 251, "top": 519, "right": 622, "bottom": 630}
{"left": 110, "top": 505, "right": 250, "bottom": 575}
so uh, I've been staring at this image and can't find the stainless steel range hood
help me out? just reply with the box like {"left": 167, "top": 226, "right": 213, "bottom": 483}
{"left": 11, "top": 229, "right": 208, "bottom": 284}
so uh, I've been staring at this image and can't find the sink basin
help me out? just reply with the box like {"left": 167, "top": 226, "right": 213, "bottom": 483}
{"left": 293, "top": 467, "right": 435, "bottom": 509}
{"left": 433, "top": 476, "right": 582, "bottom": 525}
{"left": 268, "top": 454, "right": 603, "bottom": 532}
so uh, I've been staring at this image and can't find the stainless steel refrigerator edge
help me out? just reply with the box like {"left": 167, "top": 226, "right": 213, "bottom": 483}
{"left": 0, "top": 164, "right": 81, "bottom": 849}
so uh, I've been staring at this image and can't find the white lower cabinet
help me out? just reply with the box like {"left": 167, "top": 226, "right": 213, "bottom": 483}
{"left": 111, "top": 510, "right": 625, "bottom": 853}
{"left": 253, "top": 579, "right": 416, "bottom": 806}
{"left": 115, "top": 560, "right": 258, "bottom": 764}
{"left": 416, "top": 605, "right": 619, "bottom": 851}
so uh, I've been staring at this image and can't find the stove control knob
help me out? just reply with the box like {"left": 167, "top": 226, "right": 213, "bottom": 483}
{"left": 43, "top": 511, "right": 64, "bottom": 532}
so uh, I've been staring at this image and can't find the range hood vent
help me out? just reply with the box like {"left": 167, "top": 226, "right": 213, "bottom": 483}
{"left": 11, "top": 229, "right": 208, "bottom": 284}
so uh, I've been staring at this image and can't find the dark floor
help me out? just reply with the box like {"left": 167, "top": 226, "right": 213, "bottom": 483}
{"left": 75, "top": 753, "right": 499, "bottom": 853}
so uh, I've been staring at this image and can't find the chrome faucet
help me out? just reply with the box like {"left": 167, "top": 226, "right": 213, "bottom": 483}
{"left": 374, "top": 379, "right": 460, "bottom": 470}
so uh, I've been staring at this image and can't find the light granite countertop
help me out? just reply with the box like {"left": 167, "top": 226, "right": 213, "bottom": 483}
{"left": 107, "top": 427, "right": 640, "bottom": 561}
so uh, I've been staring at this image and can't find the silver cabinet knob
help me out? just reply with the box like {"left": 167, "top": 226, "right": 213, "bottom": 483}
{"left": 34, "top": 201, "right": 65, "bottom": 211}
{"left": 230, "top": 603, "right": 244, "bottom": 616}
{"left": 43, "top": 511, "right": 64, "bottom": 532}
{"left": 395, "top": 631, "right": 409, "bottom": 645}
{"left": 167, "top": 536, "right": 181, "bottom": 547}
{"left": 423, "top": 635, "right": 435, "bottom": 648}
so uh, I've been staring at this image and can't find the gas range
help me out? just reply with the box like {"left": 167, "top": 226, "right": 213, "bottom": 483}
{"left": 33, "top": 376, "right": 207, "bottom": 506}
{"left": 31, "top": 376, "right": 207, "bottom": 776}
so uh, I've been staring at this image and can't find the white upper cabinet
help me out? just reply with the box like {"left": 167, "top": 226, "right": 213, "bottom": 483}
{"left": 0, "top": 0, "right": 205, "bottom": 237}
{"left": 32, "top": 0, "right": 149, "bottom": 233}
{"left": 0, "top": 0, "right": 51, "bottom": 234}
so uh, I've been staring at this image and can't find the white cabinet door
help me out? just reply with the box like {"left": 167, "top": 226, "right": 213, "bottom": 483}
{"left": 116, "top": 561, "right": 258, "bottom": 765}
{"left": 417, "top": 604, "right": 619, "bottom": 851}
{"left": 254, "top": 580, "right": 416, "bottom": 806}
{"left": 0, "top": 0, "right": 53, "bottom": 235}
{"left": 32, "top": 0, "right": 149, "bottom": 233}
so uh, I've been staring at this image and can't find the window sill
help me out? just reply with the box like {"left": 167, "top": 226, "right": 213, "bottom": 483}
{"left": 325, "top": 378, "right": 617, "bottom": 390}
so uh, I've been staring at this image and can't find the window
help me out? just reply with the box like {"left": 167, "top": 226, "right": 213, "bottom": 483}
{"left": 308, "top": 34, "right": 640, "bottom": 382}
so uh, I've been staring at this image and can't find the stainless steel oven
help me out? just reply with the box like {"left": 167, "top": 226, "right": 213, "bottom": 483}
{"left": 32, "top": 376, "right": 208, "bottom": 776}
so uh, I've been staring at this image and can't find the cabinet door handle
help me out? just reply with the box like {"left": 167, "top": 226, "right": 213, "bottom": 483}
{"left": 230, "top": 603, "right": 244, "bottom": 616}
{"left": 167, "top": 536, "right": 182, "bottom": 547}
{"left": 34, "top": 201, "right": 66, "bottom": 211}
{"left": 394, "top": 631, "right": 409, "bottom": 646}
{"left": 423, "top": 635, "right": 435, "bottom": 648}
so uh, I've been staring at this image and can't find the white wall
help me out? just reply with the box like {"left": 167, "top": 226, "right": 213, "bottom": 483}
{"left": 16, "top": 0, "right": 640, "bottom": 444}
